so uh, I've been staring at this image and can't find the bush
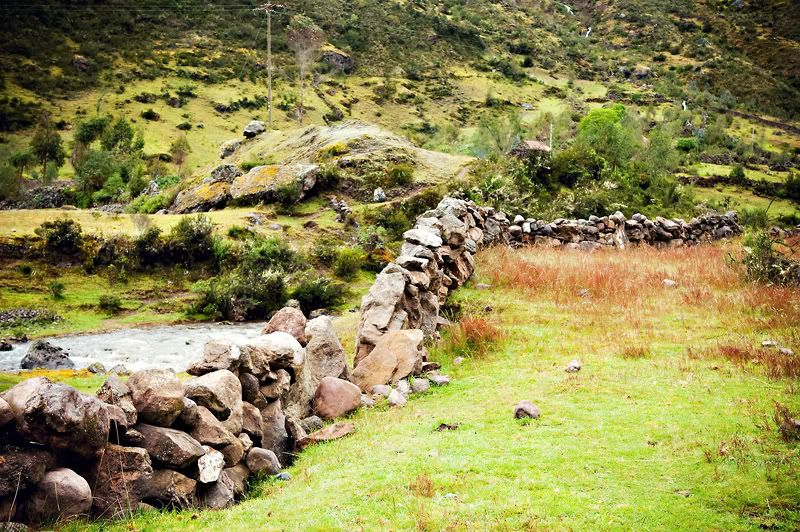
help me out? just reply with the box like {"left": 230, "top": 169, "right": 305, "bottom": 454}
{"left": 134, "top": 227, "right": 164, "bottom": 267}
{"left": 274, "top": 183, "right": 301, "bottom": 212}
{"left": 384, "top": 163, "right": 414, "bottom": 187}
{"left": 76, "top": 150, "right": 116, "bottom": 195}
{"left": 291, "top": 276, "right": 348, "bottom": 315}
{"left": 240, "top": 236, "right": 300, "bottom": 273}
{"left": 227, "top": 225, "right": 254, "bottom": 240}
{"left": 165, "top": 215, "right": 215, "bottom": 266}
{"left": 741, "top": 231, "right": 800, "bottom": 285}
{"left": 192, "top": 269, "right": 287, "bottom": 320}
{"left": 333, "top": 248, "right": 364, "bottom": 280}
{"left": 739, "top": 208, "right": 770, "bottom": 229}
{"left": 127, "top": 193, "right": 172, "bottom": 214}
{"left": 312, "top": 236, "right": 340, "bottom": 266}
{"left": 676, "top": 138, "right": 698, "bottom": 152}
{"left": 48, "top": 280, "right": 65, "bottom": 300}
{"left": 141, "top": 108, "right": 160, "bottom": 121}
{"left": 98, "top": 294, "right": 123, "bottom": 314}
{"left": 0, "top": 163, "right": 19, "bottom": 200}
{"left": 729, "top": 164, "right": 746, "bottom": 182}
{"left": 35, "top": 219, "right": 83, "bottom": 255}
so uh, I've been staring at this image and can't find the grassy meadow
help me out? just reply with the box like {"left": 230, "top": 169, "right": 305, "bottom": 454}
{"left": 50, "top": 241, "right": 800, "bottom": 531}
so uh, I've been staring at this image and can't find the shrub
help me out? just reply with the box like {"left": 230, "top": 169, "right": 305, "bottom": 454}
{"left": 739, "top": 208, "right": 770, "bottom": 229}
{"left": 227, "top": 225, "right": 254, "bottom": 240}
{"left": 312, "top": 236, "right": 340, "bottom": 266}
{"left": 165, "top": 215, "right": 215, "bottom": 266}
{"left": 741, "top": 231, "right": 800, "bottom": 285}
{"left": 127, "top": 193, "right": 172, "bottom": 214}
{"left": 0, "top": 163, "right": 19, "bottom": 200}
{"left": 240, "top": 236, "right": 300, "bottom": 273}
{"left": 676, "top": 138, "right": 698, "bottom": 152}
{"left": 333, "top": 248, "right": 364, "bottom": 280}
{"left": 98, "top": 294, "right": 123, "bottom": 314}
{"left": 192, "top": 269, "right": 287, "bottom": 320}
{"left": 141, "top": 108, "right": 160, "bottom": 121}
{"left": 134, "top": 227, "right": 164, "bottom": 267}
{"left": 729, "top": 164, "right": 746, "bottom": 182}
{"left": 48, "top": 280, "right": 65, "bottom": 300}
{"left": 76, "top": 150, "right": 116, "bottom": 195}
{"left": 318, "top": 143, "right": 349, "bottom": 159}
{"left": 274, "top": 183, "right": 301, "bottom": 212}
{"left": 18, "top": 264, "right": 32, "bottom": 276}
{"left": 290, "top": 276, "right": 348, "bottom": 315}
{"left": 384, "top": 163, "right": 414, "bottom": 187}
{"left": 34, "top": 219, "right": 83, "bottom": 255}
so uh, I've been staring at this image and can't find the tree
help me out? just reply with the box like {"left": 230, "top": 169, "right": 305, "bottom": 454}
{"left": 101, "top": 117, "right": 135, "bottom": 153}
{"left": 30, "top": 114, "right": 67, "bottom": 177}
{"left": 576, "top": 104, "right": 640, "bottom": 172}
{"left": 72, "top": 115, "right": 110, "bottom": 167}
{"left": 643, "top": 127, "right": 678, "bottom": 178}
{"left": 0, "top": 163, "right": 18, "bottom": 200}
{"left": 286, "top": 14, "right": 324, "bottom": 124}
{"left": 9, "top": 150, "right": 34, "bottom": 180}
{"left": 76, "top": 150, "right": 115, "bottom": 196}
{"left": 473, "top": 110, "right": 525, "bottom": 157}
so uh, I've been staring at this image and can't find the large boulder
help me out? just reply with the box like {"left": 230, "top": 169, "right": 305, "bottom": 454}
{"left": 245, "top": 447, "right": 281, "bottom": 475}
{"left": 199, "top": 470, "right": 235, "bottom": 509}
{"left": 238, "top": 332, "right": 305, "bottom": 378}
{"left": 312, "top": 377, "right": 361, "bottom": 420}
{"left": 262, "top": 307, "right": 307, "bottom": 345}
{"left": 2, "top": 377, "right": 109, "bottom": 458}
{"left": 187, "top": 341, "right": 240, "bottom": 376}
{"left": 0, "top": 444, "right": 53, "bottom": 497}
{"left": 259, "top": 400, "right": 289, "bottom": 463}
{"left": 230, "top": 163, "right": 319, "bottom": 205}
{"left": 185, "top": 370, "right": 242, "bottom": 421}
{"left": 141, "top": 469, "right": 196, "bottom": 508}
{"left": 241, "top": 401, "right": 264, "bottom": 442}
{"left": 22, "top": 468, "right": 92, "bottom": 522}
{"left": 127, "top": 370, "right": 185, "bottom": 427}
{"left": 243, "top": 120, "right": 266, "bottom": 138}
{"left": 88, "top": 444, "right": 153, "bottom": 518}
{"left": 352, "top": 330, "right": 425, "bottom": 392}
{"left": 19, "top": 340, "right": 74, "bottom": 370}
{"left": 0, "top": 398, "right": 13, "bottom": 428}
{"left": 171, "top": 179, "right": 231, "bottom": 214}
{"left": 96, "top": 376, "right": 137, "bottom": 426}
{"left": 219, "top": 139, "right": 241, "bottom": 159}
{"left": 136, "top": 424, "right": 205, "bottom": 469}
{"left": 189, "top": 406, "right": 237, "bottom": 447}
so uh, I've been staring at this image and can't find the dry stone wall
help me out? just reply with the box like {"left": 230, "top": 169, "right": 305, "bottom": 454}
{"left": 355, "top": 197, "right": 742, "bottom": 357}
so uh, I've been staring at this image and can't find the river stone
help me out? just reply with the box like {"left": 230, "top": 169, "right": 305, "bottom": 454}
{"left": 141, "top": 469, "right": 196, "bottom": 508}
{"left": 239, "top": 332, "right": 305, "bottom": 378}
{"left": 0, "top": 398, "right": 13, "bottom": 428}
{"left": 178, "top": 397, "right": 200, "bottom": 427}
{"left": 127, "top": 369, "right": 185, "bottom": 427}
{"left": 96, "top": 376, "right": 137, "bottom": 426}
{"left": 396, "top": 379, "right": 411, "bottom": 397}
{"left": 19, "top": 340, "right": 74, "bottom": 370}
{"left": 185, "top": 369, "right": 242, "bottom": 421}
{"left": 387, "top": 389, "right": 407, "bottom": 407}
{"left": 2, "top": 377, "right": 109, "bottom": 458}
{"left": 22, "top": 468, "right": 92, "bottom": 522}
{"left": 352, "top": 329, "right": 425, "bottom": 392}
{"left": 429, "top": 374, "right": 451, "bottom": 386}
{"left": 259, "top": 400, "right": 289, "bottom": 464}
{"left": 199, "top": 470, "right": 235, "bottom": 509}
{"left": 371, "top": 384, "right": 392, "bottom": 397}
{"left": 312, "top": 377, "right": 361, "bottom": 420}
{"left": 189, "top": 406, "right": 236, "bottom": 447}
{"left": 241, "top": 401, "right": 264, "bottom": 442}
{"left": 262, "top": 307, "right": 307, "bottom": 345}
{"left": 88, "top": 444, "right": 153, "bottom": 518}
{"left": 239, "top": 372, "right": 266, "bottom": 407}
{"left": 221, "top": 437, "right": 245, "bottom": 467}
{"left": 187, "top": 341, "right": 240, "bottom": 376}
{"left": 260, "top": 369, "right": 291, "bottom": 400}
{"left": 198, "top": 447, "right": 225, "bottom": 483}
{"left": 514, "top": 400, "right": 541, "bottom": 419}
{"left": 105, "top": 403, "right": 130, "bottom": 439}
{"left": 411, "top": 378, "right": 430, "bottom": 394}
{"left": 136, "top": 423, "right": 205, "bottom": 469}
{"left": 0, "top": 444, "right": 53, "bottom": 497}
{"left": 245, "top": 447, "right": 281, "bottom": 475}
{"left": 224, "top": 464, "right": 249, "bottom": 497}
{"left": 300, "top": 415, "right": 323, "bottom": 433}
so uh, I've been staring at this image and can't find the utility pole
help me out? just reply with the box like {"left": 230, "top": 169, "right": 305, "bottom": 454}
{"left": 254, "top": 3, "right": 285, "bottom": 130}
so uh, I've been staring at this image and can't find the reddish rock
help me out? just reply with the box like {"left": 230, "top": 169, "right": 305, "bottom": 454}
{"left": 298, "top": 422, "right": 355, "bottom": 449}
{"left": 136, "top": 423, "right": 205, "bottom": 469}
{"left": 141, "top": 469, "right": 196, "bottom": 508}
{"left": 351, "top": 330, "right": 424, "bottom": 392}
{"left": 89, "top": 444, "right": 153, "bottom": 518}
{"left": 0, "top": 444, "right": 53, "bottom": 497}
{"left": 312, "top": 377, "right": 361, "bottom": 420}
{"left": 96, "top": 376, "right": 137, "bottom": 426}
{"left": 189, "top": 406, "right": 236, "bottom": 447}
{"left": 185, "top": 370, "right": 242, "bottom": 421}
{"left": 187, "top": 341, "right": 240, "bottom": 376}
{"left": 262, "top": 307, "right": 307, "bottom": 345}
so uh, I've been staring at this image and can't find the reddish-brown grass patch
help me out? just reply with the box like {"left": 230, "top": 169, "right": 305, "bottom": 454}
{"left": 620, "top": 346, "right": 651, "bottom": 359}
{"left": 439, "top": 316, "right": 504, "bottom": 359}
{"left": 714, "top": 344, "right": 800, "bottom": 379}
{"left": 408, "top": 473, "right": 435, "bottom": 498}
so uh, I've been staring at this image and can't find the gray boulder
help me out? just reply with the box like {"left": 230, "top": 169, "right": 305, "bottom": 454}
{"left": 245, "top": 447, "right": 281, "bottom": 475}
{"left": 96, "top": 376, "right": 137, "bottom": 426}
{"left": 2, "top": 377, "right": 109, "bottom": 458}
{"left": 127, "top": 369, "right": 185, "bottom": 427}
{"left": 136, "top": 424, "right": 205, "bottom": 469}
{"left": 20, "top": 340, "right": 74, "bottom": 370}
{"left": 243, "top": 120, "right": 266, "bottom": 138}
{"left": 0, "top": 444, "right": 53, "bottom": 497}
{"left": 22, "top": 468, "right": 92, "bottom": 522}
{"left": 185, "top": 369, "right": 242, "bottom": 421}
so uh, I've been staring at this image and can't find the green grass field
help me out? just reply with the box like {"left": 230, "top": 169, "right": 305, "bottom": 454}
{"left": 51, "top": 241, "right": 800, "bottom": 531}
